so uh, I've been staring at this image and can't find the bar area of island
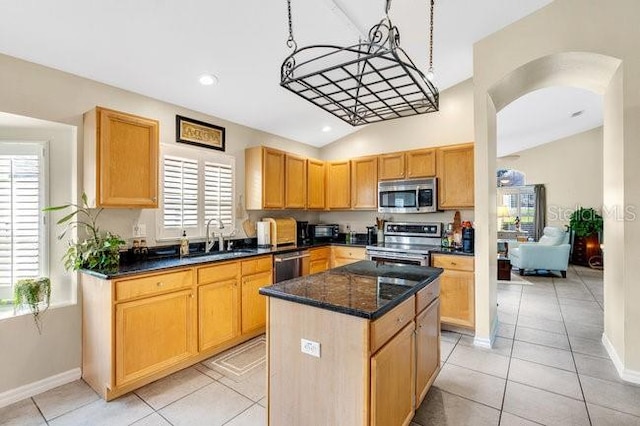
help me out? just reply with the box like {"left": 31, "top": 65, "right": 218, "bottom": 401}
{"left": 259, "top": 260, "right": 443, "bottom": 426}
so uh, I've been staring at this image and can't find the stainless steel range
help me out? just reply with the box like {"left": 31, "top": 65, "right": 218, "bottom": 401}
{"left": 366, "top": 222, "right": 442, "bottom": 266}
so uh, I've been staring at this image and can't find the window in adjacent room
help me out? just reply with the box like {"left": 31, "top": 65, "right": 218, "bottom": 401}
{"left": 0, "top": 141, "right": 48, "bottom": 301}
{"left": 158, "top": 144, "right": 235, "bottom": 240}
{"left": 497, "top": 185, "right": 537, "bottom": 235}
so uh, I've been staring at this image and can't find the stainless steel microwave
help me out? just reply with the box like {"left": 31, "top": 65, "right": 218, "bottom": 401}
{"left": 378, "top": 178, "right": 438, "bottom": 213}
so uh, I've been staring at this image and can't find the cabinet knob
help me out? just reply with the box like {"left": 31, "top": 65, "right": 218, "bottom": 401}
{"left": 451, "top": 262, "right": 457, "bottom": 266}
{"left": 152, "top": 196, "right": 157, "bottom": 202}
{"left": 397, "top": 316, "right": 404, "bottom": 324}
{"left": 157, "top": 282, "right": 164, "bottom": 287}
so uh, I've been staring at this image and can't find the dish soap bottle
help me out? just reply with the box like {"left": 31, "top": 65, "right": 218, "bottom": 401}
{"left": 180, "top": 230, "right": 189, "bottom": 257}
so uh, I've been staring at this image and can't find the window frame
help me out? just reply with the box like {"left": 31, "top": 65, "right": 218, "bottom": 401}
{"left": 0, "top": 140, "right": 49, "bottom": 300}
{"left": 497, "top": 185, "right": 537, "bottom": 235}
{"left": 156, "top": 143, "right": 236, "bottom": 241}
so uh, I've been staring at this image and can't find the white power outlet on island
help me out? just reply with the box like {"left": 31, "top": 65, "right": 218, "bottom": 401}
{"left": 301, "top": 338, "right": 321, "bottom": 358}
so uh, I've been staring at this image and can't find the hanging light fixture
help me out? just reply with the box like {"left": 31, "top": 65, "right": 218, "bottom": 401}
{"left": 281, "top": 0, "right": 439, "bottom": 126}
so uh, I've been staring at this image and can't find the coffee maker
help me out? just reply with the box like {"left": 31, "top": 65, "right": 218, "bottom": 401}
{"left": 296, "top": 221, "right": 310, "bottom": 246}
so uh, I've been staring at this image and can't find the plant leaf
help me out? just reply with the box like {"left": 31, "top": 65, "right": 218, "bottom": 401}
{"left": 42, "top": 204, "right": 71, "bottom": 212}
{"left": 57, "top": 210, "right": 79, "bottom": 225}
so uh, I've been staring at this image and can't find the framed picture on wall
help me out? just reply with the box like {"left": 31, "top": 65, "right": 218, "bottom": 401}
{"left": 176, "top": 115, "right": 225, "bottom": 151}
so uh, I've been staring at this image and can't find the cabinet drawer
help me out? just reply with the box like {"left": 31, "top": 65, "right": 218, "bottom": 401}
{"left": 432, "top": 254, "right": 474, "bottom": 272}
{"left": 198, "top": 261, "right": 240, "bottom": 285}
{"left": 416, "top": 278, "right": 440, "bottom": 314}
{"left": 332, "top": 246, "right": 366, "bottom": 260}
{"left": 309, "top": 247, "right": 330, "bottom": 261}
{"left": 370, "top": 297, "right": 415, "bottom": 353}
{"left": 115, "top": 269, "right": 193, "bottom": 301}
{"left": 241, "top": 255, "right": 272, "bottom": 276}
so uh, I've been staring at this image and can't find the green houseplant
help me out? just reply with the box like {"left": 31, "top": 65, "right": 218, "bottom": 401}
{"left": 14, "top": 277, "right": 50, "bottom": 333}
{"left": 44, "top": 193, "right": 125, "bottom": 273}
{"left": 568, "top": 207, "right": 603, "bottom": 266}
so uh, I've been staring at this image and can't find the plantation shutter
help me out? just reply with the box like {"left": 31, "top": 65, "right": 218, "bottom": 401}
{"left": 204, "top": 162, "right": 234, "bottom": 228}
{"left": 162, "top": 155, "right": 199, "bottom": 229}
{"left": 0, "top": 146, "right": 44, "bottom": 297}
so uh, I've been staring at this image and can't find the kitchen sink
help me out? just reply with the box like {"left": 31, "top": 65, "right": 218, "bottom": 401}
{"left": 184, "top": 248, "right": 257, "bottom": 259}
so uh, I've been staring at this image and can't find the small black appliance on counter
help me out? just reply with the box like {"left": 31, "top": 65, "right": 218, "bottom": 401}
{"left": 296, "top": 221, "right": 311, "bottom": 246}
{"left": 366, "top": 226, "right": 377, "bottom": 245}
{"left": 462, "top": 227, "right": 475, "bottom": 253}
{"left": 308, "top": 224, "right": 340, "bottom": 242}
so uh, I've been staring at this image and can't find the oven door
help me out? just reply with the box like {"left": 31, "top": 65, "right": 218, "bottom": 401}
{"left": 366, "top": 250, "right": 430, "bottom": 266}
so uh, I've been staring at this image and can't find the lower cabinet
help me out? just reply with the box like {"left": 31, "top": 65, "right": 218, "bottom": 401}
{"left": 115, "top": 289, "right": 197, "bottom": 387}
{"left": 415, "top": 299, "right": 440, "bottom": 403}
{"left": 370, "top": 322, "right": 415, "bottom": 426}
{"left": 331, "top": 246, "right": 366, "bottom": 268}
{"left": 309, "top": 246, "right": 331, "bottom": 274}
{"left": 431, "top": 254, "right": 475, "bottom": 329}
{"left": 81, "top": 255, "right": 272, "bottom": 401}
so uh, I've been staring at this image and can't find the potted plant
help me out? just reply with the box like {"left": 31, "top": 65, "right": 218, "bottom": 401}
{"left": 44, "top": 193, "right": 125, "bottom": 273}
{"left": 568, "top": 207, "right": 603, "bottom": 266}
{"left": 14, "top": 277, "right": 50, "bottom": 333}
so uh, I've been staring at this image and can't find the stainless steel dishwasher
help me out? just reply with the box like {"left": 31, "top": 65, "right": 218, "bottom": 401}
{"left": 273, "top": 250, "right": 310, "bottom": 283}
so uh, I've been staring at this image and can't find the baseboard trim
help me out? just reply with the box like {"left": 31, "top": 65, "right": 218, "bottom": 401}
{"left": 602, "top": 333, "right": 640, "bottom": 385}
{"left": 0, "top": 368, "right": 81, "bottom": 409}
{"left": 474, "top": 315, "right": 499, "bottom": 348}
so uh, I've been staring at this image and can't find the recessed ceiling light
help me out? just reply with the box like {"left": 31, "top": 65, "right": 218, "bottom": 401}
{"left": 570, "top": 109, "right": 585, "bottom": 118}
{"left": 199, "top": 73, "right": 218, "bottom": 86}
{"left": 321, "top": 126, "right": 332, "bottom": 132}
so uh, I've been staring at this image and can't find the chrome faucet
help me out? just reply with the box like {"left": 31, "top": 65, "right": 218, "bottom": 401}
{"left": 205, "top": 218, "right": 225, "bottom": 252}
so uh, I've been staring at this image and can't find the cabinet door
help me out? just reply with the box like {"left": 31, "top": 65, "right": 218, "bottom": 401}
{"left": 241, "top": 271, "right": 271, "bottom": 334}
{"left": 263, "top": 148, "right": 285, "bottom": 208}
{"left": 285, "top": 154, "right": 307, "bottom": 209}
{"left": 439, "top": 270, "right": 475, "bottom": 328}
{"left": 198, "top": 279, "right": 240, "bottom": 352}
{"left": 371, "top": 322, "right": 415, "bottom": 426}
{"left": 97, "top": 107, "right": 159, "bottom": 208}
{"left": 351, "top": 156, "right": 378, "bottom": 210}
{"left": 331, "top": 246, "right": 366, "bottom": 268}
{"left": 416, "top": 299, "right": 440, "bottom": 405}
{"left": 115, "top": 289, "right": 196, "bottom": 387}
{"left": 406, "top": 148, "right": 436, "bottom": 178}
{"left": 437, "top": 143, "right": 474, "bottom": 209}
{"left": 327, "top": 161, "right": 351, "bottom": 209}
{"left": 307, "top": 159, "right": 326, "bottom": 209}
{"left": 378, "top": 153, "right": 405, "bottom": 180}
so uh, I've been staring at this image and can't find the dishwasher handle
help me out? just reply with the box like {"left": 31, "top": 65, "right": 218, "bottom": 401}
{"left": 274, "top": 253, "right": 310, "bottom": 262}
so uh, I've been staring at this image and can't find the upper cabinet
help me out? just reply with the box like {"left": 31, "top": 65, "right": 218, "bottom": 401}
{"left": 245, "top": 146, "right": 286, "bottom": 209}
{"left": 306, "top": 159, "right": 326, "bottom": 209}
{"left": 351, "top": 156, "right": 378, "bottom": 210}
{"left": 378, "top": 148, "right": 436, "bottom": 181}
{"left": 284, "top": 153, "right": 307, "bottom": 209}
{"left": 437, "top": 143, "right": 474, "bottom": 209}
{"left": 406, "top": 148, "right": 436, "bottom": 179}
{"left": 326, "top": 160, "right": 351, "bottom": 209}
{"left": 84, "top": 107, "right": 159, "bottom": 208}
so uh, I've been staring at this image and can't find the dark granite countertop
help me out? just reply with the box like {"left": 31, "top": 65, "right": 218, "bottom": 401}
{"left": 81, "top": 242, "right": 364, "bottom": 280}
{"left": 259, "top": 260, "right": 443, "bottom": 320}
{"left": 429, "top": 247, "right": 475, "bottom": 257}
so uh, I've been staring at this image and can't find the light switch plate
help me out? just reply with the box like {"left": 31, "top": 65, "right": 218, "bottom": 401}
{"left": 301, "top": 338, "right": 321, "bottom": 358}
{"left": 133, "top": 223, "right": 146, "bottom": 238}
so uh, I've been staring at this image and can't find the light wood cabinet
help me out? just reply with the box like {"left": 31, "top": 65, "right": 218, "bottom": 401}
{"left": 331, "top": 246, "right": 366, "bottom": 268}
{"left": 309, "top": 246, "right": 331, "bottom": 274}
{"left": 240, "top": 256, "right": 272, "bottom": 334}
{"left": 245, "top": 146, "right": 286, "bottom": 209}
{"left": 285, "top": 153, "right": 307, "bottom": 209}
{"left": 431, "top": 254, "right": 475, "bottom": 328}
{"left": 83, "top": 106, "right": 159, "bottom": 208}
{"left": 351, "top": 156, "right": 378, "bottom": 210}
{"left": 371, "top": 322, "right": 415, "bottom": 426}
{"left": 115, "top": 289, "right": 196, "bottom": 387}
{"left": 307, "top": 159, "right": 326, "bottom": 209}
{"left": 326, "top": 160, "right": 351, "bottom": 209}
{"left": 415, "top": 299, "right": 440, "bottom": 404}
{"left": 198, "top": 279, "right": 240, "bottom": 352}
{"left": 437, "top": 143, "right": 474, "bottom": 209}
{"left": 407, "top": 148, "right": 436, "bottom": 178}
{"left": 378, "top": 152, "right": 405, "bottom": 180}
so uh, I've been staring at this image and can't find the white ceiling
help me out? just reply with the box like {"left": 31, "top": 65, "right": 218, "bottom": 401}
{"left": 0, "top": 0, "right": 600, "bottom": 151}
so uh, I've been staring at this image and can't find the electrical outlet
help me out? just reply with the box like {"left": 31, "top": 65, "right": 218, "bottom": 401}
{"left": 300, "top": 338, "right": 321, "bottom": 358}
{"left": 133, "top": 223, "right": 147, "bottom": 238}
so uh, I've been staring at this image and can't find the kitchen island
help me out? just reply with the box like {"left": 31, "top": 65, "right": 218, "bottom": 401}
{"left": 260, "top": 261, "right": 443, "bottom": 426}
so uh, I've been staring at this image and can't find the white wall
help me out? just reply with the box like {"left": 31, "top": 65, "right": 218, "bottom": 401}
{"left": 497, "top": 127, "right": 603, "bottom": 229}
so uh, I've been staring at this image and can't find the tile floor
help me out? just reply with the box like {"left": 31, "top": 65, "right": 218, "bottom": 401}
{"left": 2, "top": 265, "right": 639, "bottom": 425}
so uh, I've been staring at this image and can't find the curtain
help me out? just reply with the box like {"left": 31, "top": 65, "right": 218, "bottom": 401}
{"left": 534, "top": 184, "right": 546, "bottom": 240}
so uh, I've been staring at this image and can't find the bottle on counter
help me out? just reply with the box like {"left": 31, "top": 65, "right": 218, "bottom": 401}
{"left": 180, "top": 230, "right": 189, "bottom": 257}
{"left": 345, "top": 225, "right": 352, "bottom": 244}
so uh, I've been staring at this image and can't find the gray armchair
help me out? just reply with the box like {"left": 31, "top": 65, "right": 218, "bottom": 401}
{"left": 509, "top": 227, "right": 571, "bottom": 278}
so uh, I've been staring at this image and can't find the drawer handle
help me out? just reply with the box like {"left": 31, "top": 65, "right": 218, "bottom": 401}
{"left": 397, "top": 316, "right": 405, "bottom": 324}
{"left": 451, "top": 262, "right": 457, "bottom": 266}
{"left": 157, "top": 282, "right": 164, "bottom": 287}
